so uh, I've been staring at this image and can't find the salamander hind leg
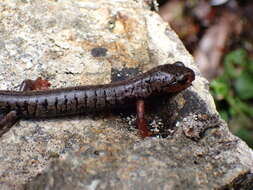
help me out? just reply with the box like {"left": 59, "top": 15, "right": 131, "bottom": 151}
{"left": 19, "top": 77, "right": 51, "bottom": 91}
{"left": 0, "top": 111, "right": 18, "bottom": 137}
{"left": 0, "top": 77, "right": 51, "bottom": 137}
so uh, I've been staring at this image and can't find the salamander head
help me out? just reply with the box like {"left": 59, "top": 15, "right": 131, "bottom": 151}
{"left": 151, "top": 62, "right": 195, "bottom": 93}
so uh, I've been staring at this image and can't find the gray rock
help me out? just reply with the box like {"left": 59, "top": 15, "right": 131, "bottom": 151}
{"left": 0, "top": 0, "right": 252, "bottom": 190}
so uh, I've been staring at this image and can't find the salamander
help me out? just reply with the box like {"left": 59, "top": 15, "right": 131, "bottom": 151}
{"left": 0, "top": 62, "right": 195, "bottom": 137}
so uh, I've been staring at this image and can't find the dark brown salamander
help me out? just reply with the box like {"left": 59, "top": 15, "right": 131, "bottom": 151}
{"left": 0, "top": 62, "right": 195, "bottom": 137}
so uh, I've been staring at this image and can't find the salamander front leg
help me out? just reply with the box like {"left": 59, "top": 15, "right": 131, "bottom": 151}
{"left": 136, "top": 99, "right": 153, "bottom": 138}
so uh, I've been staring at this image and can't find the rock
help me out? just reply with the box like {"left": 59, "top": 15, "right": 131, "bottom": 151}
{"left": 0, "top": 0, "right": 252, "bottom": 190}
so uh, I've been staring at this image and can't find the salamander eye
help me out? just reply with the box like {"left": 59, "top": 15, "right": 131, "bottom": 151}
{"left": 174, "top": 61, "right": 185, "bottom": 67}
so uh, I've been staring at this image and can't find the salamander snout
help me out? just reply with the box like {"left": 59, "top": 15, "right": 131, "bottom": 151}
{"left": 176, "top": 70, "right": 195, "bottom": 85}
{"left": 158, "top": 63, "right": 195, "bottom": 93}
{"left": 176, "top": 74, "right": 188, "bottom": 84}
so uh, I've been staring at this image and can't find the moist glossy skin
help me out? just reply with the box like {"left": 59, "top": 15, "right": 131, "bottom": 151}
{"left": 0, "top": 62, "right": 195, "bottom": 118}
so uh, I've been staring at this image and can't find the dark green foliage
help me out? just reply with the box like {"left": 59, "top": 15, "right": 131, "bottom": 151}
{"left": 210, "top": 49, "right": 253, "bottom": 147}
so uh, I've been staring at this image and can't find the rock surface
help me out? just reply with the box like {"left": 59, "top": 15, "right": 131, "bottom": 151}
{"left": 0, "top": 0, "right": 252, "bottom": 190}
